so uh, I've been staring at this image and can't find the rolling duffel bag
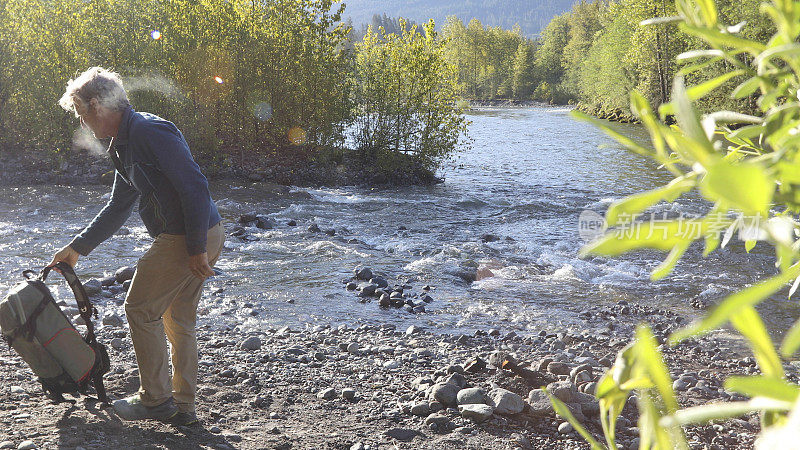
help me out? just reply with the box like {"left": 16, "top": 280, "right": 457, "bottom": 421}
{"left": 0, "top": 262, "right": 110, "bottom": 404}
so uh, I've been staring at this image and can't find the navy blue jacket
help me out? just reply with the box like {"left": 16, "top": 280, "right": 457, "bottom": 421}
{"left": 70, "top": 106, "right": 222, "bottom": 256}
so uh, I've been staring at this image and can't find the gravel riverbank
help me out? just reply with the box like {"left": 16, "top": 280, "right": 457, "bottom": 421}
{"left": 0, "top": 287, "right": 783, "bottom": 449}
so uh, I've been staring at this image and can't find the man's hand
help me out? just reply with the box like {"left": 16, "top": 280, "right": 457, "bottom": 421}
{"left": 48, "top": 245, "right": 80, "bottom": 273}
{"left": 188, "top": 252, "right": 215, "bottom": 280}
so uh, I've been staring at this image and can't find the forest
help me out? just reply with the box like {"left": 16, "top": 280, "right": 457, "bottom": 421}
{"left": 441, "top": 0, "right": 772, "bottom": 120}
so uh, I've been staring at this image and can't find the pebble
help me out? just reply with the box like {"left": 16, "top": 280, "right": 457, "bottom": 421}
{"left": 424, "top": 413, "right": 450, "bottom": 426}
{"left": 114, "top": 266, "right": 135, "bottom": 283}
{"left": 385, "top": 428, "right": 419, "bottom": 442}
{"left": 558, "top": 422, "right": 573, "bottom": 434}
{"left": 406, "top": 325, "right": 421, "bottom": 335}
{"left": 383, "top": 360, "right": 400, "bottom": 369}
{"left": 110, "top": 338, "right": 126, "bottom": 350}
{"left": 428, "top": 383, "right": 459, "bottom": 407}
{"left": 347, "top": 343, "right": 360, "bottom": 354}
{"left": 342, "top": 388, "right": 356, "bottom": 400}
{"left": 0, "top": 442, "right": 12, "bottom": 449}
{"left": 17, "top": 442, "right": 36, "bottom": 450}
{"left": 10, "top": 386, "right": 24, "bottom": 394}
{"left": 355, "top": 267, "right": 373, "bottom": 281}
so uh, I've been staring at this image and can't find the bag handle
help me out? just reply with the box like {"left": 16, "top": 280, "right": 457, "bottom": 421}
{"left": 40, "top": 262, "right": 98, "bottom": 344}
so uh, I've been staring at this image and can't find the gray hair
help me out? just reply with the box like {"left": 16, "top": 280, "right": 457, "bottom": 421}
{"left": 59, "top": 67, "right": 130, "bottom": 117}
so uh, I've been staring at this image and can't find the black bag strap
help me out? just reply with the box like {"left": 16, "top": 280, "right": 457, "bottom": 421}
{"left": 40, "top": 262, "right": 98, "bottom": 344}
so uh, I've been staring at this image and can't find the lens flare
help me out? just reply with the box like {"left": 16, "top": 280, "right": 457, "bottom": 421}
{"left": 288, "top": 127, "right": 307, "bottom": 145}
{"left": 253, "top": 102, "right": 273, "bottom": 121}
{"left": 214, "top": 76, "right": 224, "bottom": 84}
{"left": 150, "top": 30, "right": 161, "bottom": 40}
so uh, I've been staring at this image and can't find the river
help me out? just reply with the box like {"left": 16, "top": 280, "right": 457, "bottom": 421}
{"left": 0, "top": 106, "right": 796, "bottom": 337}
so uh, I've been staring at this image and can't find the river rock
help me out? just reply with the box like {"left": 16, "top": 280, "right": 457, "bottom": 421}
{"left": 489, "top": 388, "right": 525, "bottom": 415}
{"left": 317, "top": 388, "right": 337, "bottom": 400}
{"left": 238, "top": 212, "right": 258, "bottom": 224}
{"left": 385, "top": 428, "right": 419, "bottom": 442}
{"left": 424, "top": 413, "right": 450, "bottom": 426}
{"left": 459, "top": 404, "right": 494, "bottom": 423}
{"left": 547, "top": 361, "right": 571, "bottom": 375}
{"left": 464, "top": 357, "right": 487, "bottom": 373}
{"left": 307, "top": 224, "right": 321, "bottom": 233}
{"left": 548, "top": 381, "right": 576, "bottom": 403}
{"left": 240, "top": 336, "right": 262, "bottom": 351}
{"left": 0, "top": 442, "right": 12, "bottom": 449}
{"left": 378, "top": 294, "right": 391, "bottom": 307}
{"left": 410, "top": 402, "right": 430, "bottom": 416}
{"left": 256, "top": 216, "right": 276, "bottom": 229}
{"left": 83, "top": 279, "right": 102, "bottom": 296}
{"left": 16, "top": 442, "right": 36, "bottom": 450}
{"left": 359, "top": 284, "right": 377, "bottom": 297}
{"left": 342, "top": 388, "right": 356, "bottom": 400}
{"left": 110, "top": 338, "right": 125, "bottom": 350}
{"left": 355, "top": 267, "right": 373, "bottom": 281}
{"left": 370, "top": 277, "right": 388, "bottom": 288}
{"left": 102, "top": 313, "right": 123, "bottom": 327}
{"left": 100, "top": 276, "right": 116, "bottom": 286}
{"left": 527, "top": 389, "right": 554, "bottom": 416}
{"left": 444, "top": 373, "right": 467, "bottom": 389}
{"left": 428, "top": 382, "right": 459, "bottom": 407}
{"left": 406, "top": 325, "right": 421, "bottom": 335}
{"left": 347, "top": 343, "right": 360, "bottom": 354}
{"left": 115, "top": 266, "right": 135, "bottom": 283}
{"left": 457, "top": 387, "right": 487, "bottom": 405}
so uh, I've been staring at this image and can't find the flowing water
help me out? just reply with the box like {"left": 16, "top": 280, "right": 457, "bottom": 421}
{"left": 0, "top": 107, "right": 796, "bottom": 336}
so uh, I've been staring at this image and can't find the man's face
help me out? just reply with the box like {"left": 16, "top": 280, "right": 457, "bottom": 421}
{"left": 76, "top": 99, "right": 105, "bottom": 139}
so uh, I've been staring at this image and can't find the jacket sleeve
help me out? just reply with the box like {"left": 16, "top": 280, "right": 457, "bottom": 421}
{"left": 69, "top": 171, "right": 140, "bottom": 256}
{"left": 135, "top": 122, "right": 211, "bottom": 256}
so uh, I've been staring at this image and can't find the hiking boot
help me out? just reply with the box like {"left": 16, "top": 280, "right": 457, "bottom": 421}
{"left": 171, "top": 411, "right": 200, "bottom": 427}
{"left": 113, "top": 395, "right": 179, "bottom": 421}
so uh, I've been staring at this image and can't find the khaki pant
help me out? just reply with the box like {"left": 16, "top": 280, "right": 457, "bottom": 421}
{"left": 125, "top": 222, "right": 225, "bottom": 412}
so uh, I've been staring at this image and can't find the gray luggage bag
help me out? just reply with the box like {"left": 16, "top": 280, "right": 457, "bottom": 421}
{"left": 0, "top": 262, "right": 109, "bottom": 403}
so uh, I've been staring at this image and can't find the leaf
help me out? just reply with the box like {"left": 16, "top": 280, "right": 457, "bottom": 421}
{"left": 640, "top": 16, "right": 684, "bottom": 26}
{"left": 580, "top": 220, "right": 702, "bottom": 257}
{"left": 730, "top": 306, "right": 783, "bottom": 377}
{"left": 652, "top": 240, "right": 691, "bottom": 281}
{"left": 681, "top": 24, "right": 766, "bottom": 53}
{"left": 780, "top": 319, "right": 800, "bottom": 357}
{"left": 549, "top": 393, "right": 607, "bottom": 450}
{"left": 671, "top": 262, "right": 800, "bottom": 342}
{"left": 755, "top": 43, "right": 800, "bottom": 75}
{"left": 732, "top": 76, "right": 763, "bottom": 99}
{"left": 660, "top": 70, "right": 745, "bottom": 116}
{"left": 660, "top": 399, "right": 793, "bottom": 427}
{"left": 725, "top": 376, "right": 800, "bottom": 401}
{"left": 635, "top": 325, "right": 679, "bottom": 413}
{"left": 676, "top": 49, "right": 724, "bottom": 60}
{"left": 700, "top": 160, "right": 773, "bottom": 216}
{"left": 605, "top": 177, "right": 695, "bottom": 226}
{"left": 672, "top": 76, "right": 714, "bottom": 160}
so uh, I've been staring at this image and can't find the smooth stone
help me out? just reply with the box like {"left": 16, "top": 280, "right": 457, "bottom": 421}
{"left": 83, "top": 279, "right": 102, "bottom": 296}
{"left": 444, "top": 372, "right": 467, "bottom": 389}
{"left": 102, "top": 313, "right": 123, "bottom": 327}
{"left": 114, "top": 266, "right": 135, "bottom": 283}
{"left": 424, "top": 413, "right": 449, "bottom": 426}
{"left": 370, "top": 277, "right": 388, "bottom": 288}
{"left": 547, "top": 381, "right": 576, "bottom": 403}
{"left": 240, "top": 336, "right": 262, "bottom": 350}
{"left": 489, "top": 388, "right": 525, "bottom": 415}
{"left": 410, "top": 402, "right": 430, "bottom": 416}
{"left": 547, "top": 361, "right": 571, "bottom": 375}
{"left": 527, "top": 389, "right": 555, "bottom": 416}
{"left": 10, "top": 386, "right": 24, "bottom": 394}
{"left": 110, "top": 338, "right": 125, "bottom": 350}
{"left": 428, "top": 382, "right": 459, "bottom": 407}
{"left": 456, "top": 387, "right": 487, "bottom": 405}
{"left": 459, "top": 404, "right": 494, "bottom": 423}
{"left": 355, "top": 267, "right": 373, "bottom": 281}
{"left": 347, "top": 343, "right": 360, "bottom": 354}
{"left": 406, "top": 325, "right": 421, "bottom": 335}
{"left": 342, "top": 388, "right": 356, "bottom": 400}
{"left": 383, "top": 360, "right": 400, "bottom": 369}
{"left": 558, "top": 422, "right": 573, "bottom": 434}
{"left": 317, "top": 388, "right": 337, "bottom": 400}
{"left": 17, "top": 442, "right": 36, "bottom": 450}
{"left": 307, "top": 224, "right": 321, "bottom": 233}
{"left": 0, "top": 442, "right": 12, "bottom": 449}
{"left": 100, "top": 276, "right": 116, "bottom": 286}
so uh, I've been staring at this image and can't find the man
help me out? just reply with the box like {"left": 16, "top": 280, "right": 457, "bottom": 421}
{"left": 48, "top": 67, "right": 224, "bottom": 426}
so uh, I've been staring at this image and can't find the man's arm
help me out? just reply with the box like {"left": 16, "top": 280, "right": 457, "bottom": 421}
{"left": 136, "top": 122, "right": 211, "bottom": 256}
{"left": 69, "top": 171, "right": 140, "bottom": 256}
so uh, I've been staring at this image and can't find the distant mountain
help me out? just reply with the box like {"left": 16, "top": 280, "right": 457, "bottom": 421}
{"left": 341, "top": 0, "right": 579, "bottom": 37}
